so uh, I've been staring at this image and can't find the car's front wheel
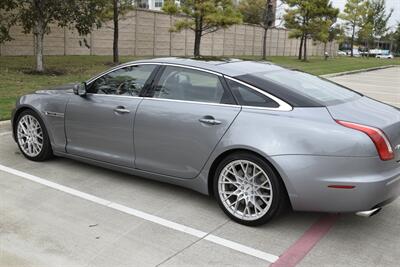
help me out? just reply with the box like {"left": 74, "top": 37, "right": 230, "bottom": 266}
{"left": 16, "top": 110, "right": 53, "bottom": 161}
{"left": 214, "top": 152, "right": 286, "bottom": 226}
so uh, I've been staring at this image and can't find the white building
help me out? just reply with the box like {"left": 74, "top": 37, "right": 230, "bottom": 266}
{"left": 136, "top": 0, "right": 180, "bottom": 11}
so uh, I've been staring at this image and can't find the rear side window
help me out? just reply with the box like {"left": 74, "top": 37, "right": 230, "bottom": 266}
{"left": 153, "top": 66, "right": 235, "bottom": 104}
{"left": 251, "top": 70, "right": 361, "bottom": 106}
{"left": 227, "top": 79, "right": 279, "bottom": 108}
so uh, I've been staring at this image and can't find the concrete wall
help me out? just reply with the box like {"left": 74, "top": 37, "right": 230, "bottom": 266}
{"left": 0, "top": 9, "right": 338, "bottom": 57}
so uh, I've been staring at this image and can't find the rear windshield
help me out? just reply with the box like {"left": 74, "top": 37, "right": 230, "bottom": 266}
{"left": 250, "top": 70, "right": 361, "bottom": 106}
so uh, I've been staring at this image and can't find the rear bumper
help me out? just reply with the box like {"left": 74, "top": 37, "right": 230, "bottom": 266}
{"left": 271, "top": 155, "right": 400, "bottom": 213}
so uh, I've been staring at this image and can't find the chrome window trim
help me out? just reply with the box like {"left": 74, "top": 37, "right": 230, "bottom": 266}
{"left": 142, "top": 97, "right": 239, "bottom": 108}
{"left": 160, "top": 63, "right": 223, "bottom": 76}
{"left": 224, "top": 76, "right": 293, "bottom": 112}
{"left": 85, "top": 93, "right": 143, "bottom": 99}
{"left": 81, "top": 93, "right": 237, "bottom": 107}
{"left": 86, "top": 62, "right": 222, "bottom": 85}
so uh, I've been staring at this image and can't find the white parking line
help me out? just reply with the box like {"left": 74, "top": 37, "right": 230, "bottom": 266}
{"left": 0, "top": 164, "right": 279, "bottom": 263}
{"left": 0, "top": 131, "right": 12, "bottom": 136}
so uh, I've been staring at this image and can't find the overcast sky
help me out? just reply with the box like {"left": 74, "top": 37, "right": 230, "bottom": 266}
{"left": 277, "top": 0, "right": 399, "bottom": 30}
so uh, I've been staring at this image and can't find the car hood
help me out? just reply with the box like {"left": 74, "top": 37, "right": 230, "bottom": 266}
{"left": 35, "top": 83, "right": 77, "bottom": 95}
{"left": 327, "top": 96, "right": 400, "bottom": 158}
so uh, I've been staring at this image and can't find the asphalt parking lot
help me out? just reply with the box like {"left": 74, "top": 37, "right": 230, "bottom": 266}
{"left": 1, "top": 67, "right": 399, "bottom": 267}
{"left": 327, "top": 67, "right": 400, "bottom": 108}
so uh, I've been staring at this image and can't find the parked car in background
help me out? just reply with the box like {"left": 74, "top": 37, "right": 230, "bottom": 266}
{"left": 337, "top": 51, "right": 347, "bottom": 56}
{"left": 11, "top": 58, "right": 400, "bottom": 226}
{"left": 350, "top": 49, "right": 361, "bottom": 57}
{"left": 376, "top": 54, "right": 394, "bottom": 59}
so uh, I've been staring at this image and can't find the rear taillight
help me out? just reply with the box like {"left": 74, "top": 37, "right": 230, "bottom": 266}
{"left": 336, "top": 120, "right": 394, "bottom": 161}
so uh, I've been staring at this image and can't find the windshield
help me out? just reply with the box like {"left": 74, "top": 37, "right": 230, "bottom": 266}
{"left": 250, "top": 70, "right": 362, "bottom": 106}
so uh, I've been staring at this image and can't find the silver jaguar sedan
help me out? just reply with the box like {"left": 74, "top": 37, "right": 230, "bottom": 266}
{"left": 12, "top": 58, "right": 400, "bottom": 226}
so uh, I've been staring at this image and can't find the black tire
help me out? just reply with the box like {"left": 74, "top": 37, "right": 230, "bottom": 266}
{"left": 213, "top": 152, "right": 287, "bottom": 226}
{"left": 15, "top": 109, "right": 53, "bottom": 161}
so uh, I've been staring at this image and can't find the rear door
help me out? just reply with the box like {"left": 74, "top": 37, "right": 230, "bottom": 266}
{"left": 134, "top": 65, "right": 241, "bottom": 179}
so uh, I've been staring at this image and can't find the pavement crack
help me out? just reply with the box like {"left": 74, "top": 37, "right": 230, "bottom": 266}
{"left": 156, "top": 219, "right": 230, "bottom": 267}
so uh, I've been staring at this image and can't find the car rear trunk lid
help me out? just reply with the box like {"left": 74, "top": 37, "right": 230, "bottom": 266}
{"left": 327, "top": 97, "right": 400, "bottom": 161}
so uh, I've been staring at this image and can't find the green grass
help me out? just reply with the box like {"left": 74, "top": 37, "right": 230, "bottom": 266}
{"left": 1, "top": 55, "right": 399, "bottom": 120}
{"left": 0, "top": 55, "right": 139, "bottom": 120}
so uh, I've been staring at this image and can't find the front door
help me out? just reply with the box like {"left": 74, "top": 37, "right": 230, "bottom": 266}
{"left": 65, "top": 64, "right": 158, "bottom": 167}
{"left": 134, "top": 66, "right": 241, "bottom": 178}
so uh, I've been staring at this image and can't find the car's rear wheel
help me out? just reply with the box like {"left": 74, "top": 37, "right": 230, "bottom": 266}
{"left": 16, "top": 110, "right": 53, "bottom": 161}
{"left": 214, "top": 152, "right": 286, "bottom": 226}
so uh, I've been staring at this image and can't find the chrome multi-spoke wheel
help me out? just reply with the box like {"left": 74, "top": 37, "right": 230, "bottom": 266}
{"left": 218, "top": 160, "right": 273, "bottom": 221}
{"left": 214, "top": 152, "right": 285, "bottom": 226}
{"left": 17, "top": 115, "right": 43, "bottom": 157}
{"left": 15, "top": 110, "right": 53, "bottom": 161}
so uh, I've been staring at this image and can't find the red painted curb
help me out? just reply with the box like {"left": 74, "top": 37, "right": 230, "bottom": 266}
{"left": 270, "top": 214, "right": 340, "bottom": 267}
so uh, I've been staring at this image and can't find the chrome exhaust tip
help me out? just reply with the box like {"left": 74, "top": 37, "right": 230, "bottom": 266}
{"left": 356, "top": 207, "right": 382, "bottom": 217}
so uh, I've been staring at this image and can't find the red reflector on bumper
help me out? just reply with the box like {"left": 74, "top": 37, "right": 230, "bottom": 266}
{"left": 328, "top": 185, "right": 355, "bottom": 189}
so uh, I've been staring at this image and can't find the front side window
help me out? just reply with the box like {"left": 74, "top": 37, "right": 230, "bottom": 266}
{"left": 89, "top": 64, "right": 156, "bottom": 96}
{"left": 153, "top": 66, "right": 233, "bottom": 104}
{"left": 227, "top": 79, "right": 279, "bottom": 108}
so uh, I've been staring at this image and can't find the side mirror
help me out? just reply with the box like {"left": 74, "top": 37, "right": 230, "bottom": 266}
{"left": 73, "top": 82, "right": 87, "bottom": 96}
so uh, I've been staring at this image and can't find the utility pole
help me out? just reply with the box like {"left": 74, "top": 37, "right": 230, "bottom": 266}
{"left": 262, "top": 0, "right": 275, "bottom": 60}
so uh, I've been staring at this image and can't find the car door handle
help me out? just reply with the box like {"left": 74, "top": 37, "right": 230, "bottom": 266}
{"left": 114, "top": 107, "right": 130, "bottom": 114}
{"left": 199, "top": 117, "right": 222, "bottom": 125}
